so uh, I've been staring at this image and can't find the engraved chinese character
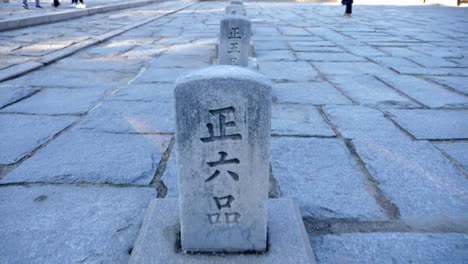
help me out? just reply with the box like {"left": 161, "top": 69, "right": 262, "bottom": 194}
{"left": 200, "top": 107, "right": 242, "bottom": 142}
{"left": 228, "top": 42, "right": 240, "bottom": 53}
{"left": 228, "top": 27, "right": 241, "bottom": 39}
{"left": 206, "top": 152, "right": 239, "bottom": 182}
{"left": 207, "top": 213, "right": 222, "bottom": 224}
{"left": 225, "top": 212, "right": 241, "bottom": 224}
{"left": 213, "top": 195, "right": 235, "bottom": 210}
{"left": 230, "top": 57, "right": 238, "bottom": 63}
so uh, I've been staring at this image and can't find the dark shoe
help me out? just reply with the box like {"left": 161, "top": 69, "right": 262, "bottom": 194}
{"left": 51, "top": 1, "right": 60, "bottom": 7}
{"left": 35, "top": 4, "right": 43, "bottom": 8}
{"left": 22, "top": 2, "right": 29, "bottom": 9}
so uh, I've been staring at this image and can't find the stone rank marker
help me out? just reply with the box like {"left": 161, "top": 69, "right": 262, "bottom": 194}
{"left": 219, "top": 15, "right": 251, "bottom": 67}
{"left": 175, "top": 66, "right": 271, "bottom": 252}
{"left": 225, "top": 5, "right": 246, "bottom": 16}
{"left": 129, "top": 66, "right": 316, "bottom": 264}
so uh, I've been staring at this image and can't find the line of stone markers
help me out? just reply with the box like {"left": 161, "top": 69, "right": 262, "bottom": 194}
{"left": 128, "top": 1, "right": 316, "bottom": 262}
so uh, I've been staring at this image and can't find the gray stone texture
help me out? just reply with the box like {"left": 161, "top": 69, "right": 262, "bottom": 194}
{"left": 1, "top": 87, "right": 108, "bottom": 115}
{"left": 379, "top": 75, "right": 468, "bottom": 108}
{"left": 0, "top": 86, "right": 38, "bottom": 108}
{"left": 324, "top": 106, "right": 408, "bottom": 140}
{"left": 258, "top": 61, "right": 319, "bottom": 82}
{"left": 219, "top": 15, "right": 251, "bottom": 67}
{"left": 386, "top": 109, "right": 468, "bottom": 140}
{"left": 312, "top": 233, "right": 468, "bottom": 264}
{"left": 429, "top": 76, "right": 468, "bottom": 95}
{"left": 271, "top": 137, "right": 385, "bottom": 220}
{"left": 434, "top": 141, "right": 468, "bottom": 172}
{"left": 2, "top": 131, "right": 171, "bottom": 184}
{"left": 76, "top": 100, "right": 174, "bottom": 133}
{"left": 327, "top": 75, "right": 419, "bottom": 108}
{"left": 272, "top": 104, "right": 334, "bottom": 137}
{"left": 225, "top": 5, "right": 245, "bottom": 16}
{"left": 129, "top": 198, "right": 316, "bottom": 264}
{"left": 272, "top": 82, "right": 351, "bottom": 105}
{"left": 353, "top": 139, "right": 468, "bottom": 228}
{"left": 111, "top": 83, "right": 174, "bottom": 103}
{"left": 0, "top": 114, "right": 77, "bottom": 165}
{"left": 0, "top": 185, "right": 155, "bottom": 264}
{"left": 175, "top": 66, "right": 271, "bottom": 252}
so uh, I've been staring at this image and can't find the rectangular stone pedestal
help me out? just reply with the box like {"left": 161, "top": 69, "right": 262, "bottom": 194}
{"left": 129, "top": 198, "right": 316, "bottom": 264}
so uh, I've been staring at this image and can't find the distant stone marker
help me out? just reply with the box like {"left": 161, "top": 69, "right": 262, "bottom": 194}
{"left": 225, "top": 5, "right": 245, "bottom": 16}
{"left": 218, "top": 15, "right": 251, "bottom": 67}
{"left": 231, "top": 0, "right": 243, "bottom": 5}
{"left": 174, "top": 65, "right": 271, "bottom": 252}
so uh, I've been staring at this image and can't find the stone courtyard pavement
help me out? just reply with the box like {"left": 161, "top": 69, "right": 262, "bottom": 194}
{"left": 0, "top": 1, "right": 467, "bottom": 263}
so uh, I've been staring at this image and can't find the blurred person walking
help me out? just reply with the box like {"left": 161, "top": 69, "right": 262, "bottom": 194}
{"left": 342, "top": 0, "right": 353, "bottom": 17}
{"left": 22, "top": 0, "right": 43, "bottom": 9}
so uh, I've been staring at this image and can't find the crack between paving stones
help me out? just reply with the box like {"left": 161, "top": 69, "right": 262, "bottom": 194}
{"left": 432, "top": 143, "right": 468, "bottom": 179}
{"left": 344, "top": 139, "right": 401, "bottom": 221}
{"left": 379, "top": 110, "right": 418, "bottom": 141}
{"left": 317, "top": 105, "right": 341, "bottom": 138}
{"left": 149, "top": 136, "right": 175, "bottom": 197}
{"left": 374, "top": 75, "right": 429, "bottom": 109}
{"left": 0, "top": 181, "right": 152, "bottom": 188}
{"left": 0, "top": 88, "right": 41, "bottom": 111}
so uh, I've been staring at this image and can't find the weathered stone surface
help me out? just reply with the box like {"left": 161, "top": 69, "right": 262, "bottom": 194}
{"left": 0, "top": 185, "right": 155, "bottom": 264}
{"left": 296, "top": 52, "right": 366, "bottom": 62}
{"left": 225, "top": 5, "right": 245, "bottom": 16}
{"left": 0, "top": 86, "right": 38, "bottom": 108}
{"left": 271, "top": 137, "right": 385, "bottom": 220}
{"left": 129, "top": 198, "right": 316, "bottom": 264}
{"left": 313, "top": 62, "right": 395, "bottom": 76}
{"left": 312, "top": 233, "right": 468, "bottom": 264}
{"left": 379, "top": 75, "right": 468, "bottom": 108}
{"left": 161, "top": 146, "right": 179, "bottom": 198}
{"left": 272, "top": 104, "right": 334, "bottom": 137}
{"left": 258, "top": 61, "right": 319, "bottom": 81}
{"left": 327, "top": 75, "right": 419, "bottom": 108}
{"left": 0, "top": 114, "right": 77, "bottom": 165}
{"left": 135, "top": 67, "right": 191, "bottom": 84}
{"left": 429, "top": 76, "right": 468, "bottom": 95}
{"left": 353, "top": 139, "right": 468, "bottom": 228}
{"left": 175, "top": 66, "right": 271, "bottom": 252}
{"left": 256, "top": 50, "right": 296, "bottom": 62}
{"left": 434, "top": 141, "right": 468, "bottom": 172}
{"left": 111, "top": 83, "right": 174, "bottom": 103}
{"left": 6, "top": 68, "right": 134, "bottom": 89}
{"left": 219, "top": 15, "right": 251, "bottom": 67}
{"left": 1, "top": 87, "right": 107, "bottom": 115}
{"left": 2, "top": 131, "right": 171, "bottom": 184}
{"left": 386, "top": 109, "right": 468, "bottom": 140}
{"left": 324, "top": 106, "right": 408, "bottom": 140}
{"left": 272, "top": 82, "right": 351, "bottom": 105}
{"left": 76, "top": 101, "right": 174, "bottom": 133}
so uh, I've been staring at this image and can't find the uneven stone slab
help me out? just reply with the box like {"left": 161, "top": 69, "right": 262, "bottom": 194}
{"left": 272, "top": 82, "right": 351, "bottom": 105}
{"left": 135, "top": 67, "right": 191, "bottom": 84}
{"left": 272, "top": 104, "right": 334, "bottom": 137}
{"left": 111, "top": 83, "right": 174, "bottom": 103}
{"left": 327, "top": 75, "right": 419, "bottom": 108}
{"left": 76, "top": 101, "right": 174, "bottom": 133}
{"left": 368, "top": 56, "right": 421, "bottom": 70}
{"left": 391, "top": 66, "right": 468, "bottom": 77}
{"left": 256, "top": 50, "right": 296, "bottom": 62}
{"left": 0, "top": 86, "right": 38, "bottom": 108}
{"left": 258, "top": 61, "right": 319, "bottom": 82}
{"left": 407, "top": 55, "right": 458, "bottom": 68}
{"left": 353, "top": 139, "right": 468, "bottom": 228}
{"left": 324, "top": 106, "right": 408, "bottom": 140}
{"left": 434, "top": 141, "right": 468, "bottom": 172}
{"left": 161, "top": 146, "right": 179, "bottom": 198}
{"left": 0, "top": 185, "right": 155, "bottom": 264}
{"left": 1, "top": 87, "right": 107, "bottom": 115}
{"left": 2, "top": 131, "right": 171, "bottom": 184}
{"left": 429, "top": 76, "right": 468, "bottom": 95}
{"left": 129, "top": 198, "right": 316, "bottom": 264}
{"left": 386, "top": 109, "right": 468, "bottom": 140}
{"left": 0, "top": 114, "right": 77, "bottom": 165}
{"left": 151, "top": 54, "right": 211, "bottom": 68}
{"left": 6, "top": 68, "right": 134, "bottom": 89}
{"left": 312, "top": 233, "right": 468, "bottom": 264}
{"left": 295, "top": 52, "right": 366, "bottom": 62}
{"left": 313, "top": 62, "right": 396, "bottom": 76}
{"left": 50, "top": 56, "right": 144, "bottom": 73}
{"left": 271, "top": 137, "right": 385, "bottom": 220}
{"left": 378, "top": 75, "right": 468, "bottom": 108}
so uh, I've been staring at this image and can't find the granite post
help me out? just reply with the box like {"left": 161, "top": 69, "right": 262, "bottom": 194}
{"left": 231, "top": 0, "right": 243, "bottom": 5}
{"left": 174, "top": 65, "right": 271, "bottom": 253}
{"left": 225, "top": 5, "right": 246, "bottom": 16}
{"left": 218, "top": 15, "right": 251, "bottom": 67}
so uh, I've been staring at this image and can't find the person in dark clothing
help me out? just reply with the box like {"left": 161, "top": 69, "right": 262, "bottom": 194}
{"left": 342, "top": 0, "right": 353, "bottom": 17}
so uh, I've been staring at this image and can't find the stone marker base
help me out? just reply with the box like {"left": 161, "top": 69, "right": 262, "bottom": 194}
{"left": 129, "top": 198, "right": 316, "bottom": 264}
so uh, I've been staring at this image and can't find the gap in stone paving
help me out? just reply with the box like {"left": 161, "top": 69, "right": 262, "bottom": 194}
{"left": 150, "top": 136, "right": 175, "bottom": 197}
{"left": 373, "top": 75, "right": 429, "bottom": 108}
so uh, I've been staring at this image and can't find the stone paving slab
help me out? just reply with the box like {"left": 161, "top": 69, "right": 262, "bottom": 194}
{"left": 311, "top": 233, "right": 468, "bottom": 264}
{"left": 258, "top": 61, "right": 319, "bottom": 82}
{"left": 0, "top": 87, "right": 108, "bottom": 115}
{"left": 352, "top": 139, "right": 468, "bottom": 228}
{"left": 272, "top": 82, "right": 351, "bottom": 105}
{"left": 76, "top": 100, "right": 174, "bottom": 133}
{"left": 434, "top": 141, "right": 468, "bottom": 173}
{"left": 272, "top": 104, "right": 335, "bottom": 137}
{"left": 0, "top": 185, "right": 155, "bottom": 264}
{"left": 2, "top": 131, "right": 171, "bottom": 184}
{"left": 378, "top": 75, "right": 468, "bottom": 109}
{"left": 270, "top": 137, "right": 386, "bottom": 220}
{"left": 429, "top": 76, "right": 468, "bottom": 95}
{"left": 0, "top": 114, "right": 77, "bottom": 165}
{"left": 323, "top": 106, "right": 409, "bottom": 140}
{"left": 386, "top": 109, "right": 468, "bottom": 140}
{"left": 111, "top": 83, "right": 174, "bottom": 103}
{"left": 0, "top": 86, "right": 38, "bottom": 108}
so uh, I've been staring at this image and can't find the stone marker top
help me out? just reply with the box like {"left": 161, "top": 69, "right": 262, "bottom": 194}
{"left": 176, "top": 65, "right": 270, "bottom": 87}
{"left": 231, "top": 0, "right": 243, "bottom": 5}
